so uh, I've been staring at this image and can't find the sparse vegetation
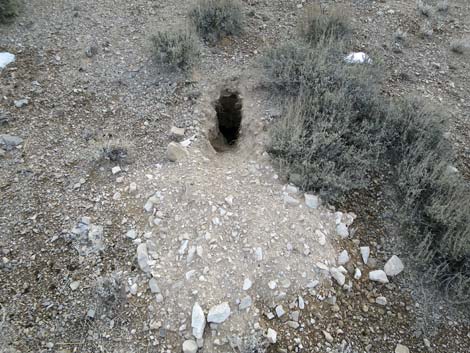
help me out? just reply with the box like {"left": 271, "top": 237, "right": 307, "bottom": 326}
{"left": 0, "top": 0, "right": 18, "bottom": 24}
{"left": 437, "top": 0, "right": 449, "bottom": 12}
{"left": 450, "top": 38, "right": 470, "bottom": 54}
{"left": 417, "top": 0, "right": 433, "bottom": 17}
{"left": 189, "top": 0, "right": 244, "bottom": 42}
{"left": 393, "top": 29, "right": 407, "bottom": 43}
{"left": 263, "top": 10, "right": 470, "bottom": 301}
{"left": 298, "top": 4, "right": 350, "bottom": 44}
{"left": 150, "top": 30, "right": 199, "bottom": 70}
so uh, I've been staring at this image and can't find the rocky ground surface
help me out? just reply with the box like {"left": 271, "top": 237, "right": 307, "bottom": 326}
{"left": 1, "top": 0, "right": 470, "bottom": 353}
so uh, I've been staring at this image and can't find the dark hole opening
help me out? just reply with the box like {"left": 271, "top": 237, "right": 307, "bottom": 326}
{"left": 214, "top": 90, "right": 243, "bottom": 147}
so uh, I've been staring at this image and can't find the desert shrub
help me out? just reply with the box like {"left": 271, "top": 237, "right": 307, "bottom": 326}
{"left": 437, "top": 0, "right": 449, "bottom": 12}
{"left": 189, "top": 0, "right": 244, "bottom": 42}
{"left": 150, "top": 30, "right": 199, "bottom": 70}
{"left": 298, "top": 4, "right": 350, "bottom": 44}
{"left": 417, "top": 0, "right": 433, "bottom": 17}
{"left": 0, "top": 0, "right": 18, "bottom": 24}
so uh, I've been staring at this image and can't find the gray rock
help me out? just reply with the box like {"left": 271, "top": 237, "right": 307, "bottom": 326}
{"left": 304, "top": 193, "right": 321, "bottom": 209}
{"left": 182, "top": 339, "right": 198, "bottom": 353}
{"left": 170, "top": 126, "right": 185, "bottom": 137}
{"left": 207, "top": 302, "right": 231, "bottom": 323}
{"left": 283, "top": 194, "right": 300, "bottom": 206}
{"left": 298, "top": 296, "right": 305, "bottom": 310}
{"left": 0, "top": 134, "right": 23, "bottom": 149}
{"left": 149, "top": 278, "right": 160, "bottom": 293}
{"left": 287, "top": 321, "right": 299, "bottom": 329}
{"left": 254, "top": 247, "right": 263, "bottom": 261}
{"left": 275, "top": 305, "right": 285, "bottom": 318}
{"left": 14, "top": 98, "right": 29, "bottom": 108}
{"left": 384, "top": 255, "right": 404, "bottom": 277}
{"left": 137, "top": 243, "right": 150, "bottom": 273}
{"left": 369, "top": 270, "right": 389, "bottom": 284}
{"left": 126, "top": 229, "right": 137, "bottom": 239}
{"left": 242, "top": 278, "right": 252, "bottom": 291}
{"left": 239, "top": 296, "right": 252, "bottom": 310}
{"left": 376, "top": 296, "right": 387, "bottom": 306}
{"left": 360, "top": 246, "right": 370, "bottom": 265}
{"left": 166, "top": 142, "right": 189, "bottom": 162}
{"left": 267, "top": 328, "right": 277, "bottom": 344}
{"left": 191, "top": 302, "right": 206, "bottom": 339}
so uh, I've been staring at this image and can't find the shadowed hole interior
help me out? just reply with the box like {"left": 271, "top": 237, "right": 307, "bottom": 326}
{"left": 214, "top": 90, "right": 243, "bottom": 147}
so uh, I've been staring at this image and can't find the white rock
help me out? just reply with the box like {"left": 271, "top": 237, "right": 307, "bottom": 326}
{"left": 304, "top": 193, "right": 321, "bottom": 209}
{"left": 336, "top": 223, "right": 349, "bottom": 238}
{"left": 243, "top": 278, "right": 252, "bottom": 291}
{"left": 166, "top": 142, "right": 189, "bottom": 162}
{"left": 170, "top": 126, "right": 185, "bottom": 137}
{"left": 283, "top": 194, "right": 300, "bottom": 206}
{"left": 224, "top": 195, "right": 234, "bottom": 206}
{"left": 254, "top": 247, "right": 263, "bottom": 261}
{"left": 360, "top": 246, "right": 370, "bottom": 265}
{"left": 70, "top": 281, "right": 80, "bottom": 291}
{"left": 207, "top": 302, "right": 231, "bottom": 323}
{"left": 182, "top": 340, "right": 198, "bottom": 353}
{"left": 126, "top": 229, "right": 137, "bottom": 239}
{"left": 376, "top": 296, "right": 387, "bottom": 306}
{"left": 268, "top": 280, "right": 277, "bottom": 290}
{"left": 369, "top": 270, "right": 389, "bottom": 284}
{"left": 354, "top": 268, "right": 362, "bottom": 280}
{"left": 275, "top": 305, "right": 285, "bottom": 318}
{"left": 316, "top": 230, "right": 326, "bottom": 246}
{"left": 111, "top": 166, "right": 121, "bottom": 174}
{"left": 149, "top": 278, "right": 160, "bottom": 293}
{"left": 191, "top": 302, "right": 206, "bottom": 339}
{"left": 337, "top": 250, "right": 350, "bottom": 265}
{"left": 344, "top": 52, "right": 372, "bottom": 64}
{"left": 298, "top": 296, "right": 305, "bottom": 310}
{"left": 14, "top": 98, "right": 28, "bottom": 108}
{"left": 267, "top": 328, "right": 277, "bottom": 344}
{"left": 330, "top": 267, "right": 346, "bottom": 286}
{"left": 384, "top": 255, "right": 404, "bottom": 277}
{"left": 239, "top": 296, "right": 252, "bottom": 310}
{"left": 285, "top": 184, "right": 298, "bottom": 194}
{"left": 395, "top": 344, "right": 410, "bottom": 353}
{"left": 323, "top": 330, "right": 334, "bottom": 343}
{"left": 0, "top": 52, "right": 15, "bottom": 69}
{"left": 136, "top": 243, "right": 150, "bottom": 273}
{"left": 129, "top": 182, "right": 137, "bottom": 193}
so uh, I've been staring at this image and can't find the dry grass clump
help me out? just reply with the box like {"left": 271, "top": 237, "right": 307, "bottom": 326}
{"left": 150, "top": 30, "right": 200, "bottom": 70}
{"left": 189, "top": 0, "right": 244, "bottom": 42}
{"left": 417, "top": 0, "right": 433, "bottom": 17}
{"left": 263, "top": 8, "right": 470, "bottom": 302}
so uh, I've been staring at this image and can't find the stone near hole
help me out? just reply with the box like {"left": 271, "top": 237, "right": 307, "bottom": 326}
{"left": 166, "top": 142, "right": 189, "bottom": 162}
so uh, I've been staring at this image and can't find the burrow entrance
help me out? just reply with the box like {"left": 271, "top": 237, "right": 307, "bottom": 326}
{"left": 210, "top": 89, "right": 243, "bottom": 151}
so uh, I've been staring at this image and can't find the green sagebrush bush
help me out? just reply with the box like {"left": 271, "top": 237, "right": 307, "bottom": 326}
{"left": 150, "top": 30, "right": 199, "bottom": 70}
{"left": 0, "top": 0, "right": 18, "bottom": 24}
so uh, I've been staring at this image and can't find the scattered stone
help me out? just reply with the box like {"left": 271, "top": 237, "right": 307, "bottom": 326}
{"left": 369, "top": 270, "right": 389, "bottom": 284}
{"left": 268, "top": 280, "right": 277, "bottom": 290}
{"left": 129, "top": 182, "right": 137, "bottom": 193}
{"left": 376, "top": 296, "right": 387, "bottom": 306}
{"left": 275, "top": 305, "right": 285, "bottom": 318}
{"left": 166, "top": 142, "right": 189, "bottom": 162}
{"left": 192, "top": 303, "right": 206, "bottom": 339}
{"left": 337, "top": 250, "right": 350, "bottom": 265}
{"left": 243, "top": 278, "right": 252, "bottom": 291}
{"left": 336, "top": 223, "right": 349, "bottom": 238}
{"left": 322, "top": 330, "right": 334, "bottom": 343}
{"left": 316, "top": 230, "right": 326, "bottom": 246}
{"left": 182, "top": 339, "right": 198, "bottom": 353}
{"left": 384, "top": 255, "right": 404, "bottom": 277}
{"left": 395, "top": 344, "right": 410, "bottom": 353}
{"left": 287, "top": 321, "right": 299, "bottom": 329}
{"left": 283, "top": 194, "right": 300, "bottom": 206}
{"left": 225, "top": 195, "right": 234, "bottom": 206}
{"left": 286, "top": 184, "right": 298, "bottom": 194}
{"left": 126, "top": 229, "right": 137, "bottom": 239}
{"left": 344, "top": 52, "right": 372, "bottom": 64}
{"left": 207, "top": 302, "right": 231, "bottom": 323}
{"left": 70, "top": 281, "right": 80, "bottom": 290}
{"left": 14, "top": 98, "right": 29, "bottom": 108}
{"left": 0, "top": 52, "right": 16, "bottom": 69}
{"left": 304, "top": 194, "right": 320, "bottom": 209}
{"left": 330, "top": 267, "right": 346, "bottom": 286}
{"left": 267, "top": 328, "right": 277, "bottom": 344}
{"left": 111, "top": 166, "right": 121, "bottom": 175}
{"left": 254, "top": 247, "right": 263, "bottom": 261}
{"left": 85, "top": 45, "right": 98, "bottom": 58}
{"left": 239, "top": 296, "right": 252, "bottom": 310}
{"left": 87, "top": 308, "right": 95, "bottom": 319}
{"left": 136, "top": 243, "right": 150, "bottom": 273}
{"left": 360, "top": 246, "right": 370, "bottom": 265}
{"left": 354, "top": 268, "right": 362, "bottom": 280}
{"left": 149, "top": 278, "right": 160, "bottom": 293}
{"left": 0, "top": 134, "right": 23, "bottom": 149}
{"left": 171, "top": 126, "right": 185, "bottom": 137}
{"left": 298, "top": 296, "right": 305, "bottom": 310}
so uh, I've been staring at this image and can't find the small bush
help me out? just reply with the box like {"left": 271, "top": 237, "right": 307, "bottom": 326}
{"left": 417, "top": 0, "right": 433, "bottom": 17}
{"left": 437, "top": 0, "right": 449, "bottom": 12}
{"left": 0, "top": 0, "right": 18, "bottom": 24}
{"left": 150, "top": 30, "right": 199, "bottom": 70}
{"left": 450, "top": 39, "right": 470, "bottom": 54}
{"left": 298, "top": 4, "right": 350, "bottom": 44}
{"left": 189, "top": 0, "right": 244, "bottom": 42}
{"left": 393, "top": 29, "right": 407, "bottom": 43}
